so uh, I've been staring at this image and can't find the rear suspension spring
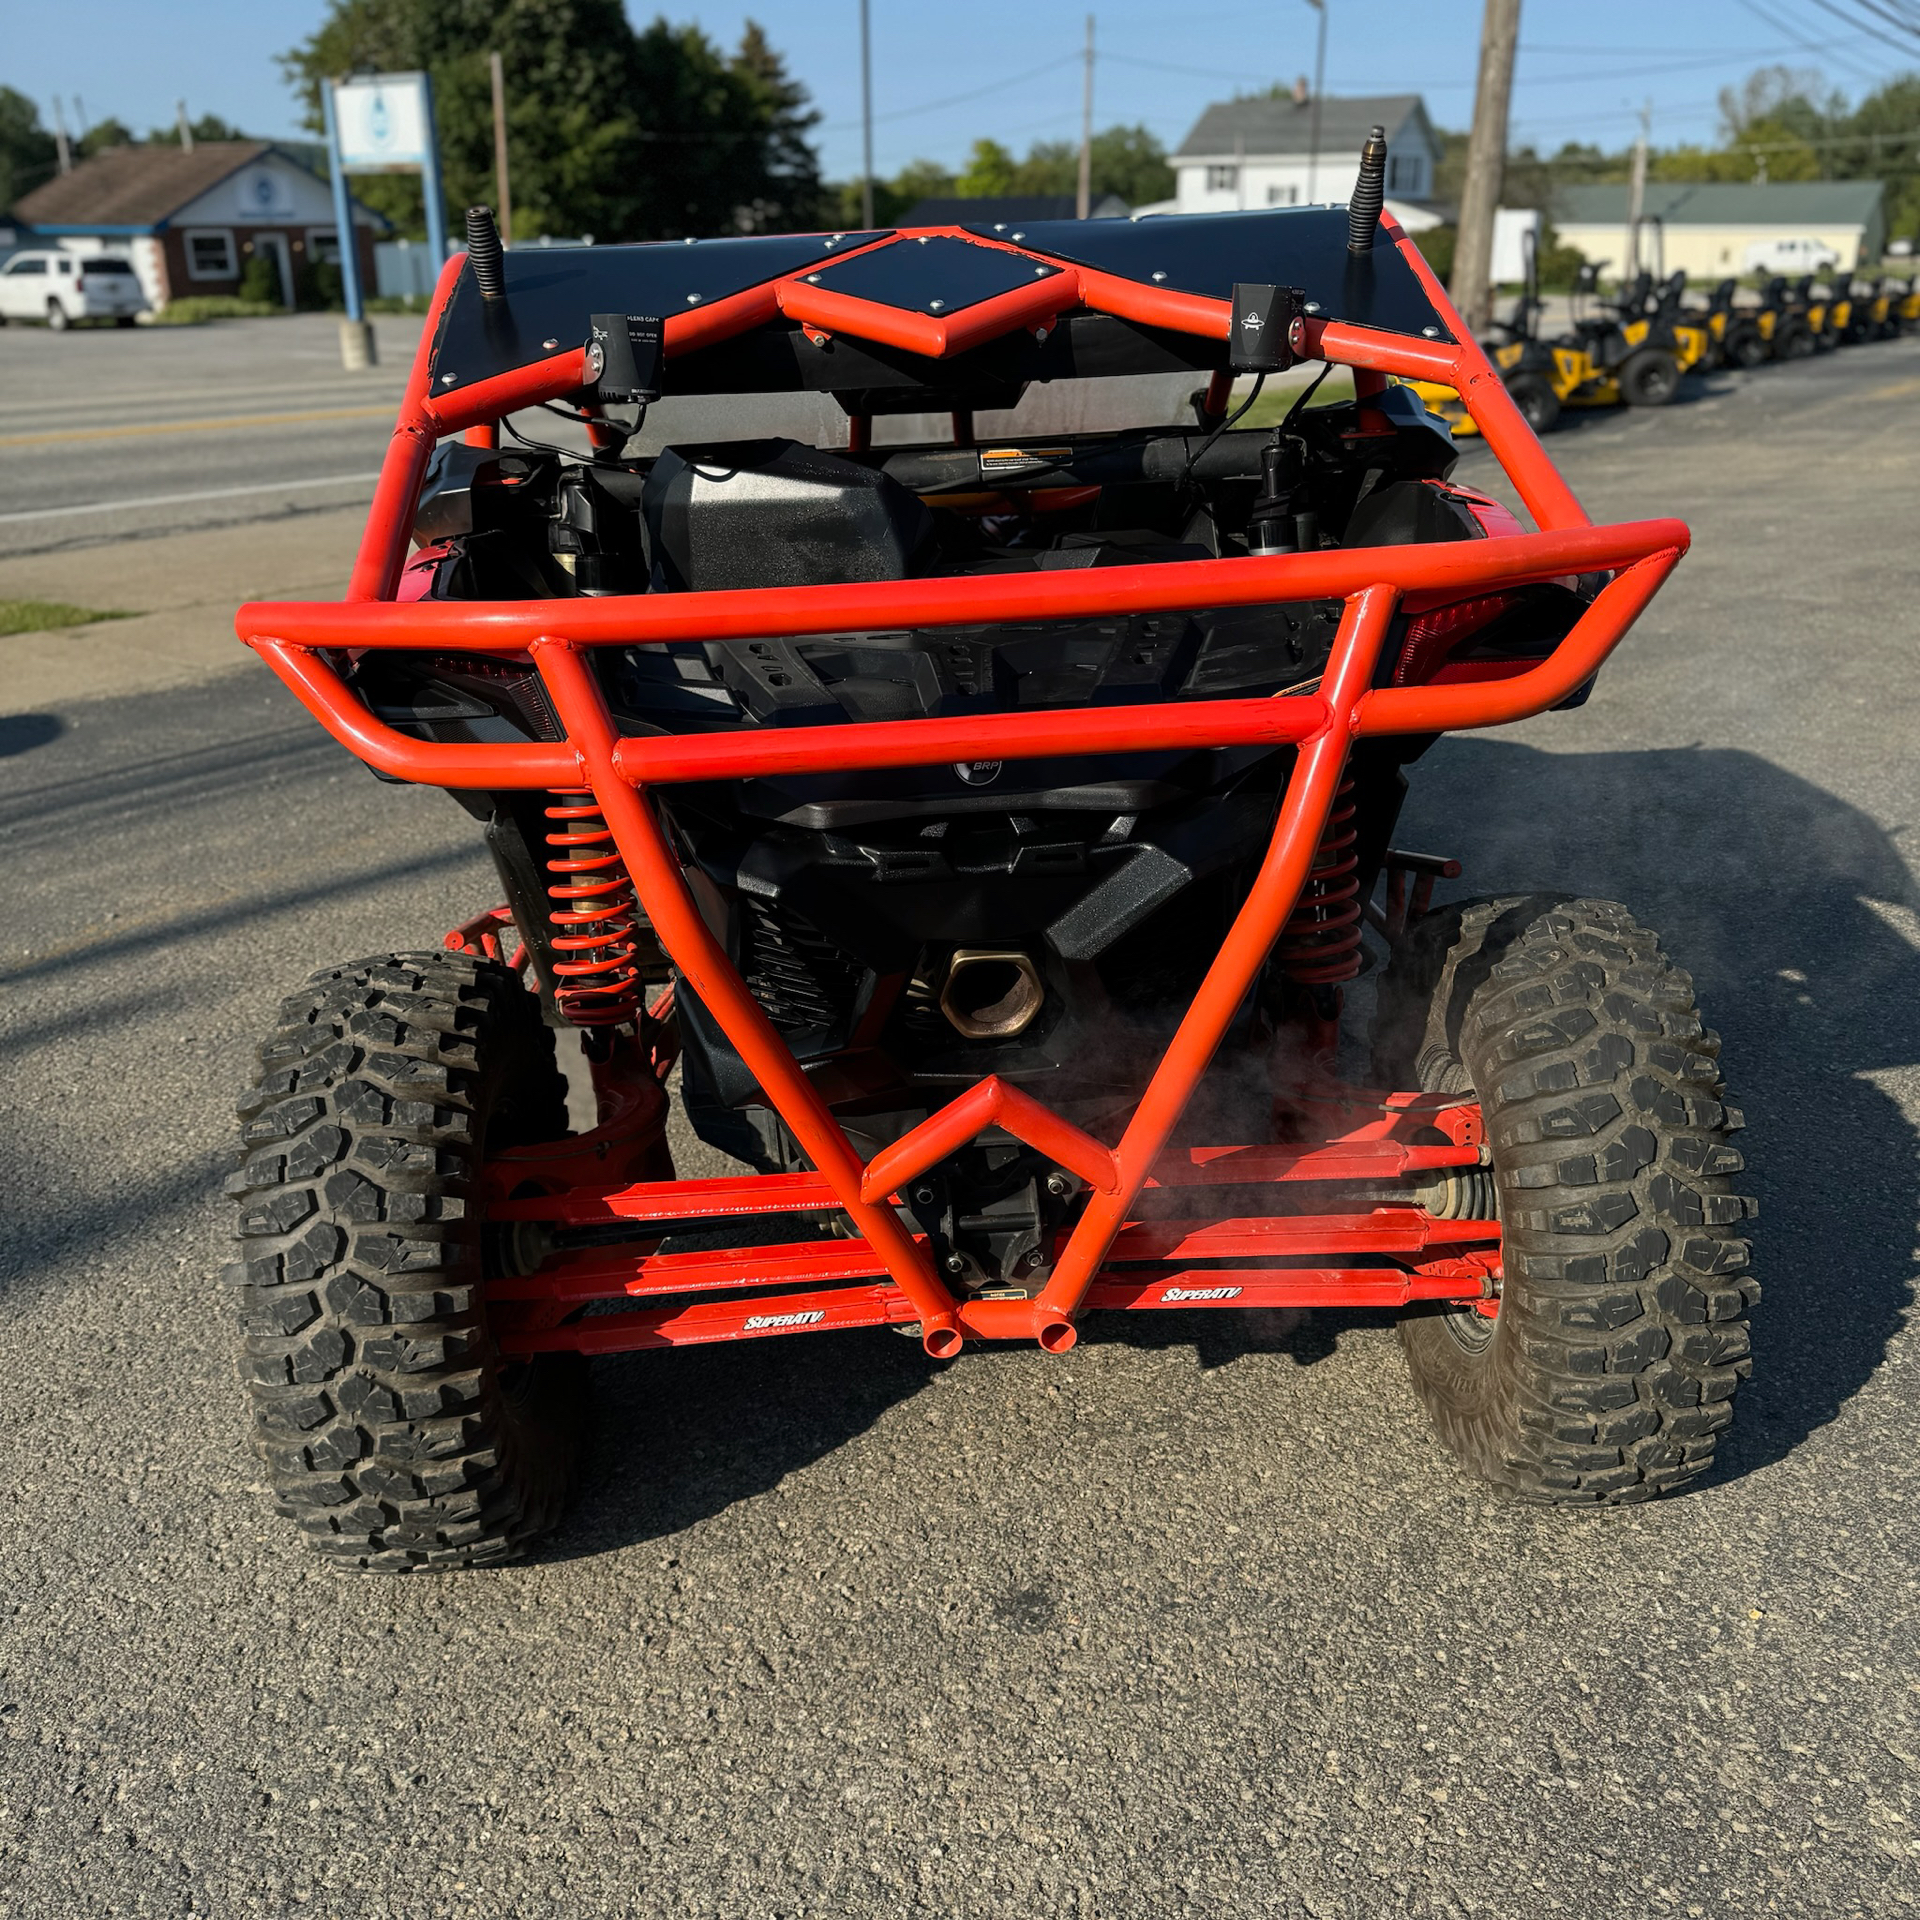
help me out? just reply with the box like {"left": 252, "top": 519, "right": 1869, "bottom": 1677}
{"left": 1277, "top": 774, "right": 1363, "bottom": 985}
{"left": 542, "top": 793, "right": 643, "bottom": 1025}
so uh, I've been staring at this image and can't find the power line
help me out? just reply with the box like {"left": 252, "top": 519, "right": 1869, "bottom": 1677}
{"left": 820, "top": 55, "right": 1078, "bottom": 133}
{"left": 1831, "top": 0, "right": 1920, "bottom": 42}
{"left": 1733, "top": 0, "right": 1887, "bottom": 83}
{"left": 1795, "top": 0, "right": 1920, "bottom": 55}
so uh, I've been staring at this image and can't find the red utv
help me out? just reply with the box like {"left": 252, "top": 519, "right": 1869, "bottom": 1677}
{"left": 230, "top": 134, "right": 1753, "bottom": 1569}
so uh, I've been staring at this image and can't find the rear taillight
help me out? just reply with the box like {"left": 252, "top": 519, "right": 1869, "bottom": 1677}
{"left": 1392, "top": 594, "right": 1517, "bottom": 687}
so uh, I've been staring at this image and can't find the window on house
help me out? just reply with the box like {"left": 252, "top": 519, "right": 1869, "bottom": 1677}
{"left": 1387, "top": 155, "right": 1424, "bottom": 196}
{"left": 1267, "top": 185, "right": 1299, "bottom": 207}
{"left": 185, "top": 230, "right": 237, "bottom": 279}
{"left": 307, "top": 229, "right": 343, "bottom": 266}
{"left": 1207, "top": 164, "right": 1239, "bottom": 192}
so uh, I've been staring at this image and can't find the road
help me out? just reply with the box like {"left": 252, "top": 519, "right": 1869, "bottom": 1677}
{"left": 2, "top": 330, "right": 1919, "bottom": 1916}
{"left": 0, "top": 314, "right": 420, "bottom": 560}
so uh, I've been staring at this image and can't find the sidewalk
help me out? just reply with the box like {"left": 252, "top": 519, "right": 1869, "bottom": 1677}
{"left": 0, "top": 508, "right": 366, "bottom": 713}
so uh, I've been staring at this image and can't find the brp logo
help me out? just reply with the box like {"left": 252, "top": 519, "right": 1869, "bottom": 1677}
{"left": 954, "top": 760, "right": 1002, "bottom": 785}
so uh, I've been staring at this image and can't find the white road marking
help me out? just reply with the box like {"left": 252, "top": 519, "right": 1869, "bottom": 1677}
{"left": 0, "top": 473, "right": 382, "bottom": 525}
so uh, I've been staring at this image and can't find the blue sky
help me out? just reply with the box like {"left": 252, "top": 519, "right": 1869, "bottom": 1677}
{"left": 10, "top": 0, "right": 1911, "bottom": 181}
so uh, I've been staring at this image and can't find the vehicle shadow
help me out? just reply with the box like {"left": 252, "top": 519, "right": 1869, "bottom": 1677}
{"left": 1400, "top": 734, "right": 1920, "bottom": 1486}
{"left": 547, "top": 1330, "right": 940, "bottom": 1559}
{"left": 0, "top": 713, "right": 63, "bottom": 759}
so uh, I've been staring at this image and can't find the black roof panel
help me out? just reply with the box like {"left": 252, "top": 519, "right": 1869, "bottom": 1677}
{"left": 967, "top": 207, "right": 1452, "bottom": 342}
{"left": 430, "top": 230, "right": 890, "bottom": 394}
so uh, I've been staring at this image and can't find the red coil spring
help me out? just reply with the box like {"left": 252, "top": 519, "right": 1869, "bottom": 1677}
{"left": 1277, "top": 775, "right": 1363, "bottom": 985}
{"left": 543, "top": 793, "right": 643, "bottom": 1025}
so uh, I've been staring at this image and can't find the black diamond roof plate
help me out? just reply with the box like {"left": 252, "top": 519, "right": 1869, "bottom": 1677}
{"left": 802, "top": 234, "right": 1063, "bottom": 316}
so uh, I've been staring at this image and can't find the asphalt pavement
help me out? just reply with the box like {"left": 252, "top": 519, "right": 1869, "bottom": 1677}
{"left": 1, "top": 328, "right": 1919, "bottom": 1917}
{"left": 0, "top": 314, "right": 418, "bottom": 559}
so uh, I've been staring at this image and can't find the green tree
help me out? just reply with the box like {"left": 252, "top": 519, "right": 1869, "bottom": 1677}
{"left": 148, "top": 112, "right": 249, "bottom": 146}
{"left": 0, "top": 87, "right": 58, "bottom": 208}
{"left": 280, "top": 2, "right": 825, "bottom": 242}
{"left": 922, "top": 124, "right": 1173, "bottom": 207}
{"left": 1012, "top": 126, "right": 1174, "bottom": 204}
{"left": 1083, "top": 124, "right": 1174, "bottom": 205}
{"left": 1833, "top": 74, "right": 1920, "bottom": 244}
{"left": 954, "top": 138, "right": 1019, "bottom": 197}
{"left": 76, "top": 117, "right": 135, "bottom": 159}
{"left": 728, "top": 20, "right": 823, "bottom": 230}
{"left": 829, "top": 156, "right": 957, "bottom": 228}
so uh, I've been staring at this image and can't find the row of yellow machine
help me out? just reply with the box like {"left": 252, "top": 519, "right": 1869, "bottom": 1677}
{"left": 1412, "top": 255, "right": 1920, "bottom": 437}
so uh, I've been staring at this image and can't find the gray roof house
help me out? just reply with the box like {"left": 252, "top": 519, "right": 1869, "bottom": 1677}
{"left": 1166, "top": 92, "right": 1445, "bottom": 226}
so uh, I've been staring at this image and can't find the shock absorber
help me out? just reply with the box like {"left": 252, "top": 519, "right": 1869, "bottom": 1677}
{"left": 542, "top": 793, "right": 643, "bottom": 1025}
{"left": 1277, "top": 774, "right": 1363, "bottom": 985}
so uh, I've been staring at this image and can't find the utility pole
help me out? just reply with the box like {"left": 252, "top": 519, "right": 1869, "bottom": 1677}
{"left": 860, "top": 0, "right": 875, "bottom": 229}
{"left": 1077, "top": 14, "right": 1095, "bottom": 219}
{"left": 176, "top": 100, "right": 194, "bottom": 152}
{"left": 51, "top": 98, "right": 72, "bottom": 175}
{"left": 1449, "top": 0, "right": 1521, "bottom": 337}
{"left": 489, "top": 52, "right": 513, "bottom": 247}
{"left": 1626, "top": 100, "right": 1650, "bottom": 279}
{"left": 1304, "top": 0, "right": 1326, "bottom": 204}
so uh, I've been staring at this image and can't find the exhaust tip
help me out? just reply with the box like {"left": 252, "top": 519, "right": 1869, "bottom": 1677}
{"left": 939, "top": 950, "right": 1044, "bottom": 1040}
{"left": 1036, "top": 1315, "right": 1077, "bottom": 1354}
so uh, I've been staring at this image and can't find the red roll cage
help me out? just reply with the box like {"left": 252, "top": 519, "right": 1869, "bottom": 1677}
{"left": 236, "top": 215, "right": 1688, "bottom": 1362}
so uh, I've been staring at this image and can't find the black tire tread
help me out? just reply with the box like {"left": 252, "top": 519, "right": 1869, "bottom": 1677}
{"left": 224, "top": 952, "right": 583, "bottom": 1570}
{"left": 1373, "top": 895, "right": 1757, "bottom": 1505}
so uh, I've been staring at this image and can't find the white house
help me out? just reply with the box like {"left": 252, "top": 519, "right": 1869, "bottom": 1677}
{"left": 1165, "top": 90, "right": 1446, "bottom": 231}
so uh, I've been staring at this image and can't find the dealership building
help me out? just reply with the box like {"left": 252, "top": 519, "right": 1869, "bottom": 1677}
{"left": 1551, "top": 181, "right": 1889, "bottom": 278}
{"left": 10, "top": 141, "right": 384, "bottom": 312}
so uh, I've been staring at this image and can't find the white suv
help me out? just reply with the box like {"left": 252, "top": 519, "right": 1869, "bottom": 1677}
{"left": 0, "top": 249, "right": 150, "bottom": 329}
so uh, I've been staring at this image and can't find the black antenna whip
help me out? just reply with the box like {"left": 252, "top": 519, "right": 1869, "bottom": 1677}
{"left": 465, "top": 205, "right": 506, "bottom": 300}
{"left": 1348, "top": 126, "right": 1387, "bottom": 254}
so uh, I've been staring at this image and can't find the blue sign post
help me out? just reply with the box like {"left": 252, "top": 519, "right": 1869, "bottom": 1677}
{"left": 320, "top": 80, "right": 365, "bottom": 324}
{"left": 418, "top": 72, "right": 448, "bottom": 281}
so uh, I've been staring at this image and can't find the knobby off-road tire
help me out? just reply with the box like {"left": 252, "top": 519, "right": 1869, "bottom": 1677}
{"left": 1372, "top": 896, "right": 1756, "bottom": 1504}
{"left": 226, "top": 953, "right": 587, "bottom": 1570}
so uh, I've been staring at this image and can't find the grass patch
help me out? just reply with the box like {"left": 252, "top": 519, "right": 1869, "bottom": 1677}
{"left": 150, "top": 297, "right": 283, "bottom": 326}
{"left": 0, "top": 600, "right": 136, "bottom": 636}
{"left": 1237, "top": 366, "right": 1358, "bottom": 429}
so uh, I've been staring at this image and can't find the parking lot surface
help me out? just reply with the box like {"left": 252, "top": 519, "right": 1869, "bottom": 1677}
{"left": 1, "top": 333, "right": 1918, "bottom": 1917}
